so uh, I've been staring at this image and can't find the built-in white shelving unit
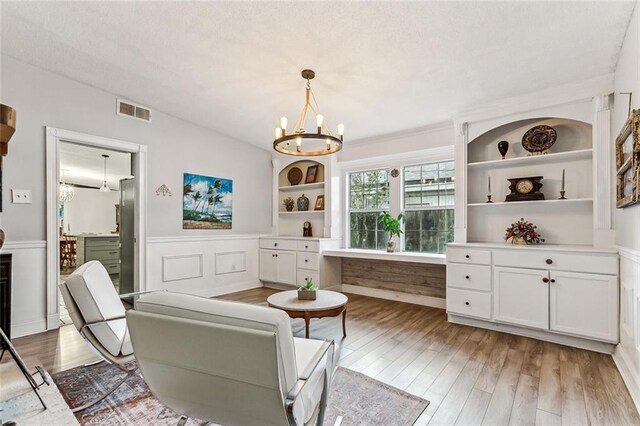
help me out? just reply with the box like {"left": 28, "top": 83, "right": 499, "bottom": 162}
{"left": 467, "top": 198, "right": 593, "bottom": 207}
{"left": 467, "top": 148, "right": 593, "bottom": 169}
{"left": 278, "top": 210, "right": 325, "bottom": 215}
{"left": 278, "top": 182, "right": 325, "bottom": 192}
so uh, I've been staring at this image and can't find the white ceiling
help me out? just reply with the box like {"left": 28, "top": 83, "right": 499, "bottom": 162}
{"left": 1, "top": 2, "right": 635, "bottom": 150}
{"left": 60, "top": 142, "right": 132, "bottom": 190}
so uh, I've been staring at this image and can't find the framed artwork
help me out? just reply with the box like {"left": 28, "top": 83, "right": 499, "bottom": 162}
{"left": 314, "top": 195, "right": 325, "bottom": 211}
{"left": 183, "top": 173, "right": 233, "bottom": 229}
{"left": 305, "top": 165, "right": 319, "bottom": 184}
{"left": 616, "top": 109, "right": 640, "bottom": 208}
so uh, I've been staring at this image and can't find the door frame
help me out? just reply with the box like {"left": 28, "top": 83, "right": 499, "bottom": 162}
{"left": 45, "top": 127, "right": 148, "bottom": 330}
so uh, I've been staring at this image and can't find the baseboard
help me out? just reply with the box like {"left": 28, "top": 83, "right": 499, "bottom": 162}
{"left": 341, "top": 284, "right": 446, "bottom": 309}
{"left": 191, "top": 280, "right": 262, "bottom": 298}
{"left": 46, "top": 313, "right": 60, "bottom": 330}
{"left": 613, "top": 347, "right": 640, "bottom": 415}
{"left": 11, "top": 319, "right": 47, "bottom": 339}
{"left": 448, "top": 314, "right": 616, "bottom": 354}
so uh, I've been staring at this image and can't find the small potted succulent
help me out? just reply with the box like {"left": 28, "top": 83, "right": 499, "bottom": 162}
{"left": 379, "top": 212, "right": 404, "bottom": 252}
{"left": 298, "top": 277, "right": 317, "bottom": 300}
{"left": 505, "top": 218, "right": 544, "bottom": 245}
{"left": 283, "top": 197, "right": 295, "bottom": 212}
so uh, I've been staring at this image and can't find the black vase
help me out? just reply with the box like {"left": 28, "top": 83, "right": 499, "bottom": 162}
{"left": 297, "top": 194, "right": 309, "bottom": 211}
{"left": 497, "top": 141, "right": 509, "bottom": 160}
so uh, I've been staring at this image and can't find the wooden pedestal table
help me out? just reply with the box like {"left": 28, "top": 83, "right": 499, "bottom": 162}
{"left": 267, "top": 290, "right": 348, "bottom": 339}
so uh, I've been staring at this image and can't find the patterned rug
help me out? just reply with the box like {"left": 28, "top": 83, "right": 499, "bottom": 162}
{"left": 52, "top": 361, "right": 429, "bottom": 425}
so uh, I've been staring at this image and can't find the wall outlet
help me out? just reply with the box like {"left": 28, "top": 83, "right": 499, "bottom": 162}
{"left": 11, "top": 189, "right": 32, "bottom": 204}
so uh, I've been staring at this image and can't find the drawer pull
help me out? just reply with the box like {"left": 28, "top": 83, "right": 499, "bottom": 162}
{"left": 550, "top": 279, "right": 556, "bottom": 283}
{"left": 109, "top": 252, "right": 118, "bottom": 255}
{"left": 274, "top": 243, "right": 278, "bottom": 247}
{"left": 542, "top": 277, "right": 549, "bottom": 283}
{"left": 465, "top": 301, "right": 470, "bottom": 306}
{"left": 465, "top": 275, "right": 470, "bottom": 279}
{"left": 546, "top": 259, "right": 553, "bottom": 265}
{"left": 305, "top": 259, "right": 308, "bottom": 263}
{"left": 465, "top": 255, "right": 470, "bottom": 259}
{"left": 305, "top": 245, "right": 308, "bottom": 249}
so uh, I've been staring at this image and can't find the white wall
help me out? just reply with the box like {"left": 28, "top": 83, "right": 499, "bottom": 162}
{"left": 0, "top": 55, "right": 273, "bottom": 336}
{"left": 611, "top": 1, "right": 640, "bottom": 414}
{"left": 613, "top": 2, "right": 640, "bottom": 251}
{"left": 63, "top": 188, "right": 120, "bottom": 235}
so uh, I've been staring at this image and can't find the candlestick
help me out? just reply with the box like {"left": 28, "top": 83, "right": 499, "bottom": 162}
{"left": 559, "top": 169, "right": 566, "bottom": 199}
{"left": 488, "top": 176, "right": 491, "bottom": 194}
{"left": 486, "top": 194, "right": 493, "bottom": 203}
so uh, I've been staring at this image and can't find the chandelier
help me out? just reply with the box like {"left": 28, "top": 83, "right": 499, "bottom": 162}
{"left": 273, "top": 69, "right": 344, "bottom": 156}
{"left": 59, "top": 170, "right": 75, "bottom": 203}
{"left": 99, "top": 154, "right": 110, "bottom": 192}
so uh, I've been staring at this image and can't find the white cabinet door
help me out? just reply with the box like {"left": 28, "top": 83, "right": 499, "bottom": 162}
{"left": 259, "top": 249, "right": 277, "bottom": 283}
{"left": 494, "top": 266, "right": 549, "bottom": 330}
{"left": 276, "top": 250, "right": 297, "bottom": 286}
{"left": 550, "top": 271, "right": 618, "bottom": 342}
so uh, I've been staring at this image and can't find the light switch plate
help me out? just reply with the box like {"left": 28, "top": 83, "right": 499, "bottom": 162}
{"left": 11, "top": 189, "right": 32, "bottom": 204}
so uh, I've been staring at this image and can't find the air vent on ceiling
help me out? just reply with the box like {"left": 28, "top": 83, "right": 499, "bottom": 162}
{"left": 116, "top": 98, "right": 152, "bottom": 123}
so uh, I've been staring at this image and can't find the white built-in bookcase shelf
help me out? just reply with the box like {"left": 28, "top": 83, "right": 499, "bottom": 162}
{"left": 464, "top": 117, "right": 595, "bottom": 246}
{"left": 278, "top": 182, "right": 325, "bottom": 192}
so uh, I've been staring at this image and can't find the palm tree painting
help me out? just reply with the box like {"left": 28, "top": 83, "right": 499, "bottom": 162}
{"left": 183, "top": 173, "right": 232, "bottom": 229}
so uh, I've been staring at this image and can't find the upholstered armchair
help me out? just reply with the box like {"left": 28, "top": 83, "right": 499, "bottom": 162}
{"left": 127, "top": 292, "right": 335, "bottom": 426}
{"left": 60, "top": 260, "right": 155, "bottom": 412}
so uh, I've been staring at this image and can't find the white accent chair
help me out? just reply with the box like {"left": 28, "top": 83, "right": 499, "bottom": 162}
{"left": 60, "top": 260, "right": 152, "bottom": 412}
{"left": 127, "top": 291, "right": 335, "bottom": 426}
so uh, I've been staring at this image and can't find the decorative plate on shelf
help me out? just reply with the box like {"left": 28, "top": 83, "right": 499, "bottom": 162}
{"left": 287, "top": 167, "right": 303, "bottom": 185}
{"left": 521, "top": 125, "right": 557, "bottom": 153}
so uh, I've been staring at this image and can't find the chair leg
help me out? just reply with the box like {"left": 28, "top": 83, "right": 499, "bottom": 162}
{"left": 177, "top": 415, "right": 189, "bottom": 426}
{"left": 69, "top": 369, "right": 134, "bottom": 413}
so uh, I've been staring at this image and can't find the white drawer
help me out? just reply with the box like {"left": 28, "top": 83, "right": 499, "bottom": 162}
{"left": 259, "top": 239, "right": 297, "bottom": 251}
{"left": 297, "top": 270, "right": 320, "bottom": 289}
{"left": 493, "top": 250, "right": 618, "bottom": 275}
{"left": 447, "top": 263, "right": 491, "bottom": 291}
{"left": 297, "top": 240, "right": 320, "bottom": 252}
{"left": 297, "top": 252, "right": 319, "bottom": 271}
{"left": 447, "top": 288, "right": 492, "bottom": 320}
{"left": 447, "top": 247, "right": 491, "bottom": 265}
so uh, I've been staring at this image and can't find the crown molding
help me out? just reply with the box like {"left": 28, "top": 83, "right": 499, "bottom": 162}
{"left": 345, "top": 121, "right": 453, "bottom": 146}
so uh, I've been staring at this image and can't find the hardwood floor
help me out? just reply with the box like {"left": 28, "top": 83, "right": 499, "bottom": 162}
{"left": 2, "top": 287, "right": 639, "bottom": 425}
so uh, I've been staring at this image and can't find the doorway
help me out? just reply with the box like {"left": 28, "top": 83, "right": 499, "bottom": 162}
{"left": 45, "top": 128, "right": 147, "bottom": 331}
{"left": 58, "top": 143, "right": 135, "bottom": 325}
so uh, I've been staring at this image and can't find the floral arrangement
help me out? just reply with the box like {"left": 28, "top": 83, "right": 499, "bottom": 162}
{"left": 505, "top": 218, "right": 544, "bottom": 245}
{"left": 283, "top": 197, "right": 295, "bottom": 211}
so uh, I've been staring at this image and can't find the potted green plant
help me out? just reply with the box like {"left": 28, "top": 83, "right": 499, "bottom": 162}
{"left": 298, "top": 277, "right": 317, "bottom": 300}
{"left": 379, "top": 212, "right": 404, "bottom": 252}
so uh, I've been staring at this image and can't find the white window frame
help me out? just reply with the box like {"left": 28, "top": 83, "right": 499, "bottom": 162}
{"left": 346, "top": 167, "right": 390, "bottom": 250}
{"left": 340, "top": 146, "right": 454, "bottom": 252}
{"left": 402, "top": 160, "right": 455, "bottom": 253}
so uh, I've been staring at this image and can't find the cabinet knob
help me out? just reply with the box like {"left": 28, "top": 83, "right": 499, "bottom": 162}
{"left": 465, "top": 301, "right": 470, "bottom": 306}
{"left": 465, "top": 275, "right": 470, "bottom": 280}
{"left": 546, "top": 259, "right": 553, "bottom": 265}
{"left": 465, "top": 255, "right": 470, "bottom": 259}
{"left": 305, "top": 259, "right": 308, "bottom": 263}
{"left": 305, "top": 245, "right": 308, "bottom": 249}
{"left": 550, "top": 279, "right": 556, "bottom": 283}
{"left": 274, "top": 243, "right": 278, "bottom": 247}
{"left": 275, "top": 254, "right": 278, "bottom": 258}
{"left": 542, "top": 277, "right": 549, "bottom": 283}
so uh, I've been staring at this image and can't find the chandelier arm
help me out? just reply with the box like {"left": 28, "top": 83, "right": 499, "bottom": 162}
{"left": 299, "top": 104, "right": 310, "bottom": 133}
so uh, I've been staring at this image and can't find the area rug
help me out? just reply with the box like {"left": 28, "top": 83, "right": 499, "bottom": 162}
{"left": 52, "top": 361, "right": 429, "bottom": 425}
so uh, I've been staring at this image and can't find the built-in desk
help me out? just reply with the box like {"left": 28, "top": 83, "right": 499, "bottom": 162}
{"left": 323, "top": 249, "right": 446, "bottom": 308}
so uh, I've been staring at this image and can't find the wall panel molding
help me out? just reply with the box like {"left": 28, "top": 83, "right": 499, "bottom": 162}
{"left": 162, "top": 254, "right": 204, "bottom": 282}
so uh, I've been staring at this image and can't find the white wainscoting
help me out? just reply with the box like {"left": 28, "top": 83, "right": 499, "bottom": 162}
{"left": 147, "top": 235, "right": 262, "bottom": 297}
{"left": 0, "top": 241, "right": 48, "bottom": 338}
{"left": 614, "top": 246, "right": 640, "bottom": 413}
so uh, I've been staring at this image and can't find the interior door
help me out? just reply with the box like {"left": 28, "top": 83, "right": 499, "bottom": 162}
{"left": 494, "top": 266, "right": 549, "bottom": 330}
{"left": 276, "top": 251, "right": 297, "bottom": 285}
{"left": 550, "top": 270, "right": 618, "bottom": 342}
{"left": 259, "top": 249, "right": 277, "bottom": 283}
{"left": 119, "top": 178, "right": 135, "bottom": 294}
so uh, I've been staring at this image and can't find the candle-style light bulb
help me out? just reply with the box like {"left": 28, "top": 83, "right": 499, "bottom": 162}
{"left": 338, "top": 123, "right": 345, "bottom": 141}
{"left": 316, "top": 114, "right": 324, "bottom": 133}
{"left": 280, "top": 117, "right": 288, "bottom": 130}
{"left": 326, "top": 138, "right": 331, "bottom": 150}
{"left": 296, "top": 137, "right": 302, "bottom": 152}
{"left": 275, "top": 127, "right": 283, "bottom": 139}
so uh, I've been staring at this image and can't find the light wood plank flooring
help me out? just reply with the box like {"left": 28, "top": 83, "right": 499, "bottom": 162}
{"left": 2, "top": 288, "right": 639, "bottom": 425}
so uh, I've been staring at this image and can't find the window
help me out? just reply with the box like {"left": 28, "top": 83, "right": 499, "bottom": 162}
{"left": 348, "top": 169, "right": 390, "bottom": 250}
{"left": 403, "top": 161, "right": 455, "bottom": 253}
